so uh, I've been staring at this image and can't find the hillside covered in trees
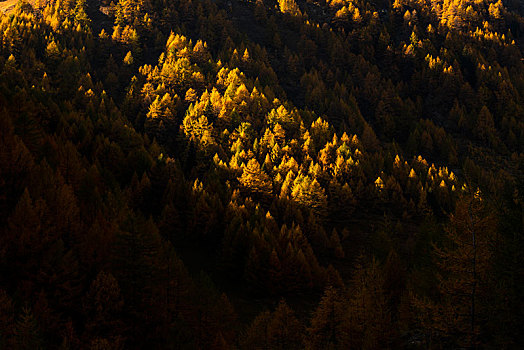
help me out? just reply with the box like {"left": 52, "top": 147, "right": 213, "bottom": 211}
{"left": 0, "top": 0, "right": 523, "bottom": 348}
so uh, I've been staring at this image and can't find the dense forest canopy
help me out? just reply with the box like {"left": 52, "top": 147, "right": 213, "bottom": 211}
{"left": 0, "top": 0, "right": 523, "bottom": 348}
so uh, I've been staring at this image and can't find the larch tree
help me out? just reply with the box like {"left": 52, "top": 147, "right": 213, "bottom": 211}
{"left": 243, "top": 300, "right": 305, "bottom": 350}
{"left": 415, "top": 192, "right": 497, "bottom": 348}
{"left": 239, "top": 158, "right": 273, "bottom": 195}
{"left": 307, "top": 287, "right": 350, "bottom": 350}
{"left": 291, "top": 175, "right": 328, "bottom": 217}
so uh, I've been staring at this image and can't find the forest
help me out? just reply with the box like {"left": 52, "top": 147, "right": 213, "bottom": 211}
{"left": 0, "top": 0, "right": 523, "bottom": 348}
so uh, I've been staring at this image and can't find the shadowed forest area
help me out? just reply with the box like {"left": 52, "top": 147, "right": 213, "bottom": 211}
{"left": 0, "top": 0, "right": 523, "bottom": 348}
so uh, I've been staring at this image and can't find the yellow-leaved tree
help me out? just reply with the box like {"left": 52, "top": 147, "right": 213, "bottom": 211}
{"left": 414, "top": 191, "right": 497, "bottom": 348}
